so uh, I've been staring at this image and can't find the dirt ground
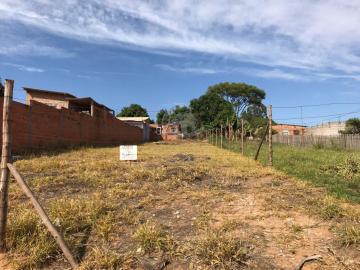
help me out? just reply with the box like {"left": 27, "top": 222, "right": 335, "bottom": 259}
{"left": 4, "top": 141, "right": 360, "bottom": 269}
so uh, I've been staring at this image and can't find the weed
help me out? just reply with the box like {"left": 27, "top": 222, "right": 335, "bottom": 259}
{"left": 313, "top": 142, "right": 325, "bottom": 149}
{"left": 194, "top": 209, "right": 211, "bottom": 230}
{"left": 78, "top": 247, "right": 124, "bottom": 270}
{"left": 319, "top": 196, "right": 345, "bottom": 220}
{"left": 193, "top": 228, "right": 250, "bottom": 269}
{"left": 290, "top": 224, "right": 303, "bottom": 234}
{"left": 94, "top": 212, "right": 117, "bottom": 240}
{"left": 7, "top": 208, "right": 58, "bottom": 269}
{"left": 335, "top": 224, "right": 360, "bottom": 247}
{"left": 133, "top": 221, "right": 174, "bottom": 254}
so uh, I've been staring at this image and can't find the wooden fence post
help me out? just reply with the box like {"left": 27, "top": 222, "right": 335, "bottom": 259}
{"left": 220, "top": 125, "right": 223, "bottom": 149}
{"left": 7, "top": 164, "right": 78, "bottom": 268}
{"left": 268, "top": 105, "right": 273, "bottom": 166}
{"left": 241, "top": 119, "right": 244, "bottom": 155}
{"left": 215, "top": 129, "right": 218, "bottom": 146}
{"left": 0, "top": 79, "right": 14, "bottom": 252}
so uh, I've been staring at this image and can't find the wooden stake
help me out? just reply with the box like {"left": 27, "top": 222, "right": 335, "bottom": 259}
{"left": 255, "top": 124, "right": 269, "bottom": 161}
{"left": 7, "top": 164, "right": 78, "bottom": 269}
{"left": 215, "top": 129, "right": 218, "bottom": 146}
{"left": 220, "top": 125, "right": 223, "bottom": 148}
{"left": 0, "top": 79, "right": 13, "bottom": 252}
{"left": 241, "top": 119, "right": 244, "bottom": 155}
{"left": 268, "top": 105, "right": 273, "bottom": 166}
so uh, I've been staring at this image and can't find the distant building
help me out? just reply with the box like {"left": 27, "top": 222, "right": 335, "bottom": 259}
{"left": 117, "top": 117, "right": 151, "bottom": 141}
{"left": 153, "top": 122, "right": 183, "bottom": 141}
{"left": 272, "top": 124, "right": 307, "bottom": 136}
{"left": 24, "top": 87, "right": 114, "bottom": 117}
{"left": 307, "top": 121, "right": 345, "bottom": 136}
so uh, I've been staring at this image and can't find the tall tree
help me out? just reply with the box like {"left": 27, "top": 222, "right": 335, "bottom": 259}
{"left": 341, "top": 118, "right": 360, "bottom": 134}
{"left": 207, "top": 82, "right": 265, "bottom": 120}
{"left": 117, "top": 104, "right": 149, "bottom": 117}
{"left": 169, "top": 105, "right": 190, "bottom": 122}
{"left": 156, "top": 109, "right": 170, "bottom": 124}
{"left": 190, "top": 93, "right": 235, "bottom": 128}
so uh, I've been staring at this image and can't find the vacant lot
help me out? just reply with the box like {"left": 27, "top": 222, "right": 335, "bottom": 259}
{"left": 4, "top": 141, "right": 360, "bottom": 269}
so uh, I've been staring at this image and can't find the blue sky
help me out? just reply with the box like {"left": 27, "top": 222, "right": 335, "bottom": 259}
{"left": 1, "top": 0, "right": 360, "bottom": 125}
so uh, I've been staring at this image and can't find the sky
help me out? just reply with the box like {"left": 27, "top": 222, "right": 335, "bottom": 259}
{"left": 1, "top": 0, "right": 360, "bottom": 125}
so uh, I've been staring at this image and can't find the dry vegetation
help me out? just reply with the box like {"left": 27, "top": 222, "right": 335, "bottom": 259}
{"left": 4, "top": 141, "right": 360, "bottom": 269}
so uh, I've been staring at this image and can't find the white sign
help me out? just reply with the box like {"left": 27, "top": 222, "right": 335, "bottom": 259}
{"left": 120, "top": 145, "right": 138, "bottom": 161}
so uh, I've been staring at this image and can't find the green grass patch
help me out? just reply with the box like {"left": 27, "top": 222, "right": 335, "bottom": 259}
{"left": 209, "top": 136, "right": 360, "bottom": 203}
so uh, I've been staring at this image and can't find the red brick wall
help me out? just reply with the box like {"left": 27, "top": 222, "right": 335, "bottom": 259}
{"left": 0, "top": 98, "right": 145, "bottom": 153}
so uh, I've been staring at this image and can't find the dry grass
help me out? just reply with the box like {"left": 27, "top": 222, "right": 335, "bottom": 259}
{"left": 5, "top": 141, "right": 360, "bottom": 269}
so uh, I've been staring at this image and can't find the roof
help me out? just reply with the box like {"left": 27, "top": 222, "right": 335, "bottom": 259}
{"left": 68, "top": 97, "right": 113, "bottom": 112}
{"left": 273, "top": 123, "right": 307, "bottom": 128}
{"left": 117, "top": 117, "right": 150, "bottom": 122}
{"left": 23, "top": 87, "right": 76, "bottom": 98}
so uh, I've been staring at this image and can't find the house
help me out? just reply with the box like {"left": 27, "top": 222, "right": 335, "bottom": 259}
{"left": 117, "top": 117, "right": 151, "bottom": 141}
{"left": 24, "top": 87, "right": 115, "bottom": 117}
{"left": 307, "top": 121, "right": 345, "bottom": 136}
{"left": 272, "top": 123, "right": 307, "bottom": 136}
{"left": 160, "top": 123, "right": 183, "bottom": 141}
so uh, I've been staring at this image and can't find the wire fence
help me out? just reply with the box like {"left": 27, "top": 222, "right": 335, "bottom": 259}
{"left": 272, "top": 134, "right": 360, "bottom": 150}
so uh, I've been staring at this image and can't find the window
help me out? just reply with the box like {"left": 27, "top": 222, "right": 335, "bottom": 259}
{"left": 282, "top": 130, "right": 289, "bottom": 136}
{"left": 156, "top": 127, "right": 162, "bottom": 135}
{"left": 171, "top": 127, "right": 177, "bottom": 133}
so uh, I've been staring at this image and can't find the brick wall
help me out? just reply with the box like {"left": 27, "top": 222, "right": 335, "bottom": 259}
{"left": 0, "top": 98, "right": 145, "bottom": 153}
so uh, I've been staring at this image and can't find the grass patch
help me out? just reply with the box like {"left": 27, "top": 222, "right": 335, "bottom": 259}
{"left": 335, "top": 224, "right": 360, "bottom": 247}
{"left": 192, "top": 228, "right": 250, "bottom": 269}
{"left": 210, "top": 137, "right": 360, "bottom": 202}
{"left": 133, "top": 221, "right": 174, "bottom": 254}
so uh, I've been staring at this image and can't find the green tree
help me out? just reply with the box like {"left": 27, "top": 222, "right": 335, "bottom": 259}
{"left": 117, "top": 104, "right": 149, "bottom": 117}
{"left": 207, "top": 82, "right": 265, "bottom": 120}
{"left": 156, "top": 109, "right": 170, "bottom": 124}
{"left": 0, "top": 77, "right": 4, "bottom": 97}
{"left": 242, "top": 104, "right": 268, "bottom": 137}
{"left": 190, "top": 93, "right": 235, "bottom": 128}
{"left": 169, "top": 106, "right": 190, "bottom": 122}
{"left": 342, "top": 118, "right": 360, "bottom": 134}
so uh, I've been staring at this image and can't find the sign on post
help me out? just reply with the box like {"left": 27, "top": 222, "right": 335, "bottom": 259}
{"left": 120, "top": 145, "right": 137, "bottom": 161}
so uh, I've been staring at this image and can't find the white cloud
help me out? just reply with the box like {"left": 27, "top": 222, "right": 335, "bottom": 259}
{"left": 249, "top": 69, "right": 306, "bottom": 81}
{"left": 0, "top": 0, "right": 360, "bottom": 78}
{"left": 156, "top": 63, "right": 308, "bottom": 80}
{"left": 4, "top": 63, "right": 44, "bottom": 73}
{"left": 155, "top": 64, "right": 224, "bottom": 74}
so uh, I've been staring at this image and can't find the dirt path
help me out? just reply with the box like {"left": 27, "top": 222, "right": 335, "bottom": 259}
{"left": 5, "top": 141, "right": 360, "bottom": 269}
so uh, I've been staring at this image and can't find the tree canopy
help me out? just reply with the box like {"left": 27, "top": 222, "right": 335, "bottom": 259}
{"left": 207, "top": 82, "right": 265, "bottom": 119}
{"left": 0, "top": 78, "right": 4, "bottom": 97}
{"left": 117, "top": 104, "right": 149, "bottom": 117}
{"left": 190, "top": 92, "right": 235, "bottom": 128}
{"left": 241, "top": 104, "right": 268, "bottom": 136}
{"left": 341, "top": 118, "right": 360, "bottom": 134}
{"left": 156, "top": 109, "right": 170, "bottom": 125}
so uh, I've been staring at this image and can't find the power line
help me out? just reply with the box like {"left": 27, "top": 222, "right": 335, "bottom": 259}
{"left": 273, "top": 102, "right": 360, "bottom": 109}
{"left": 274, "top": 109, "right": 360, "bottom": 121}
